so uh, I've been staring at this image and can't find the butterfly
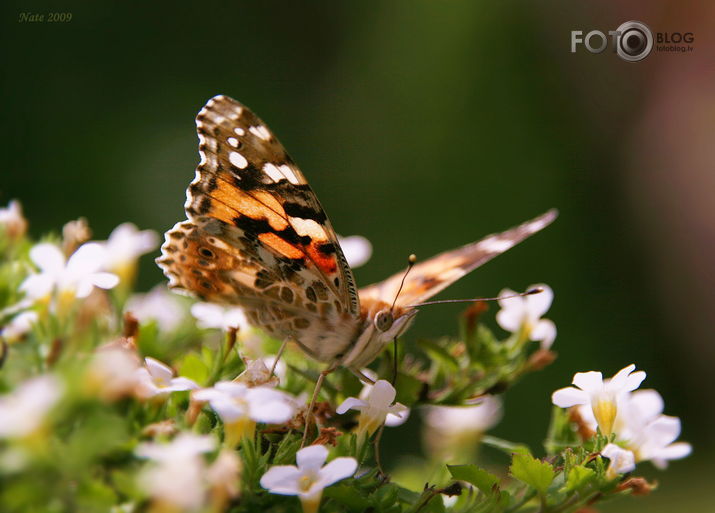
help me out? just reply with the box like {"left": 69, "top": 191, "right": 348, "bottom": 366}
{"left": 156, "top": 95, "right": 557, "bottom": 375}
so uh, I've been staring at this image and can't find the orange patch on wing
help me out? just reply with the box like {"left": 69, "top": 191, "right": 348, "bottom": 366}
{"left": 307, "top": 243, "right": 338, "bottom": 274}
{"left": 212, "top": 181, "right": 288, "bottom": 231}
{"left": 258, "top": 232, "right": 304, "bottom": 260}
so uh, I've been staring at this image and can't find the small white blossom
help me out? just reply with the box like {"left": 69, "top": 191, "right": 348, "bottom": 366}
{"left": 206, "top": 449, "right": 242, "bottom": 505}
{"left": 126, "top": 285, "right": 185, "bottom": 332}
{"left": 99, "top": 223, "right": 159, "bottom": 283}
{"left": 1, "top": 311, "right": 38, "bottom": 343}
{"left": 422, "top": 396, "right": 502, "bottom": 461}
{"left": 336, "top": 379, "right": 408, "bottom": 436}
{"left": 627, "top": 413, "right": 692, "bottom": 469}
{"left": 20, "top": 242, "right": 119, "bottom": 307}
{"left": 552, "top": 364, "right": 646, "bottom": 435}
{"left": 0, "top": 200, "right": 28, "bottom": 239}
{"left": 191, "top": 302, "right": 248, "bottom": 331}
{"left": 357, "top": 370, "right": 409, "bottom": 427}
{"left": 86, "top": 347, "right": 141, "bottom": 402}
{"left": 260, "top": 444, "right": 357, "bottom": 513}
{"left": 136, "top": 433, "right": 215, "bottom": 512}
{"left": 337, "top": 235, "right": 372, "bottom": 268}
{"left": 193, "top": 381, "right": 295, "bottom": 445}
{"left": 0, "top": 375, "right": 63, "bottom": 439}
{"left": 497, "top": 283, "right": 556, "bottom": 348}
{"left": 601, "top": 443, "right": 636, "bottom": 478}
{"left": 134, "top": 357, "right": 199, "bottom": 400}
{"left": 424, "top": 395, "right": 503, "bottom": 435}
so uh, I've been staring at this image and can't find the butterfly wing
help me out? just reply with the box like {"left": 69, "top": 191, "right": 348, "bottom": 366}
{"left": 358, "top": 209, "right": 557, "bottom": 307}
{"left": 157, "top": 95, "right": 361, "bottom": 361}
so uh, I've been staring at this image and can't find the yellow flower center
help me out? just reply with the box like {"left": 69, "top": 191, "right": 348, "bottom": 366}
{"left": 592, "top": 396, "right": 617, "bottom": 436}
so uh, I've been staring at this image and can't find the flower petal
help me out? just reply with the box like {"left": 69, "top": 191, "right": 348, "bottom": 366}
{"left": 552, "top": 387, "right": 589, "bottom": 407}
{"left": 317, "top": 457, "right": 358, "bottom": 486}
{"left": 145, "top": 357, "right": 174, "bottom": 383}
{"left": 369, "top": 380, "right": 397, "bottom": 407}
{"left": 91, "top": 272, "right": 120, "bottom": 290}
{"left": 260, "top": 465, "right": 302, "bottom": 495}
{"left": 572, "top": 371, "right": 603, "bottom": 393}
{"left": 29, "top": 243, "right": 65, "bottom": 273}
{"left": 608, "top": 364, "right": 637, "bottom": 390}
{"left": 336, "top": 397, "right": 367, "bottom": 414}
{"left": 337, "top": 235, "right": 372, "bottom": 268}
{"left": 524, "top": 283, "right": 553, "bottom": 318}
{"left": 296, "top": 445, "right": 328, "bottom": 470}
{"left": 531, "top": 319, "right": 556, "bottom": 348}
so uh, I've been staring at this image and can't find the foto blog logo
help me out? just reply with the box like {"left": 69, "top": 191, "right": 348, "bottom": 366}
{"left": 571, "top": 21, "right": 694, "bottom": 62}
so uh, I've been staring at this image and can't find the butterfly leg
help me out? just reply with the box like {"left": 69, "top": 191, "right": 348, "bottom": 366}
{"left": 349, "top": 367, "right": 375, "bottom": 385}
{"left": 269, "top": 338, "right": 290, "bottom": 378}
{"left": 301, "top": 366, "right": 336, "bottom": 448}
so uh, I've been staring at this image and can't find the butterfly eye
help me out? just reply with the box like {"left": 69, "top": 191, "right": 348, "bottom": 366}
{"left": 374, "top": 310, "right": 394, "bottom": 332}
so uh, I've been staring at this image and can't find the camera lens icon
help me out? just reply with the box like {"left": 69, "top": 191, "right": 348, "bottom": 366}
{"left": 616, "top": 21, "right": 653, "bottom": 62}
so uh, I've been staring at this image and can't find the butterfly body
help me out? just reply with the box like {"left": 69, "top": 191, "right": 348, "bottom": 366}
{"left": 157, "top": 95, "right": 556, "bottom": 371}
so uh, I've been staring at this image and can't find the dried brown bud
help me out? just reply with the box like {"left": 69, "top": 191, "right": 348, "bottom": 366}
{"left": 569, "top": 407, "right": 597, "bottom": 441}
{"left": 142, "top": 420, "right": 178, "bottom": 438}
{"left": 527, "top": 348, "right": 557, "bottom": 371}
{"left": 313, "top": 427, "right": 343, "bottom": 447}
{"left": 617, "top": 477, "right": 656, "bottom": 496}
{"left": 62, "top": 217, "right": 92, "bottom": 256}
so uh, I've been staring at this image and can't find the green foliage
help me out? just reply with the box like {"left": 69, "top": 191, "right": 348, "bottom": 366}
{"left": 509, "top": 453, "right": 555, "bottom": 495}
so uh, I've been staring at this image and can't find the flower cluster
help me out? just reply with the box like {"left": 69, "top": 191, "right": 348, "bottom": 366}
{"left": 0, "top": 200, "right": 692, "bottom": 513}
{"left": 552, "top": 364, "right": 691, "bottom": 476}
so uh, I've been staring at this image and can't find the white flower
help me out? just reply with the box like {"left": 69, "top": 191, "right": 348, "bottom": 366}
{"left": 260, "top": 444, "right": 357, "bottom": 513}
{"left": 134, "top": 357, "right": 199, "bottom": 400}
{"left": 193, "top": 381, "right": 295, "bottom": 445}
{"left": 552, "top": 364, "right": 646, "bottom": 435}
{"left": 206, "top": 449, "right": 242, "bottom": 505}
{"left": 0, "top": 200, "right": 28, "bottom": 239}
{"left": 86, "top": 347, "right": 141, "bottom": 402}
{"left": 357, "top": 370, "right": 409, "bottom": 427}
{"left": 626, "top": 414, "right": 692, "bottom": 469}
{"left": 423, "top": 395, "right": 503, "bottom": 435}
{"left": 1, "top": 311, "right": 38, "bottom": 343}
{"left": 336, "top": 379, "right": 408, "bottom": 436}
{"left": 337, "top": 235, "right": 372, "bottom": 268}
{"left": 136, "top": 433, "right": 215, "bottom": 511}
{"left": 191, "top": 302, "right": 248, "bottom": 331}
{"left": 100, "top": 223, "right": 159, "bottom": 282}
{"left": 0, "top": 375, "right": 63, "bottom": 439}
{"left": 422, "top": 396, "right": 502, "bottom": 461}
{"left": 496, "top": 283, "right": 556, "bottom": 348}
{"left": 20, "top": 242, "right": 119, "bottom": 307}
{"left": 126, "top": 285, "right": 185, "bottom": 332}
{"left": 601, "top": 443, "right": 636, "bottom": 478}
{"left": 136, "top": 432, "right": 215, "bottom": 463}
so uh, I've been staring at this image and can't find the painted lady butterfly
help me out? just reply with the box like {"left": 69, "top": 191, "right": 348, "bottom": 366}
{"left": 156, "top": 95, "right": 556, "bottom": 373}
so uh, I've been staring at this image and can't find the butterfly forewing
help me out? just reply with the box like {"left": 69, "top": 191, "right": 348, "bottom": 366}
{"left": 358, "top": 209, "right": 558, "bottom": 307}
{"left": 157, "top": 95, "right": 361, "bottom": 361}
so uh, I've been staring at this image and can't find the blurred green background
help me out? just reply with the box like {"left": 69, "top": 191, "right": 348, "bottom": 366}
{"left": 2, "top": 1, "right": 713, "bottom": 509}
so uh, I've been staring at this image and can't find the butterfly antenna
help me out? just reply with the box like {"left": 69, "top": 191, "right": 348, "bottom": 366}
{"left": 408, "top": 287, "right": 543, "bottom": 308}
{"left": 390, "top": 254, "right": 417, "bottom": 312}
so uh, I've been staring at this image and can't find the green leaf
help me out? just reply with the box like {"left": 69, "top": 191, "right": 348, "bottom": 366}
{"left": 509, "top": 453, "right": 555, "bottom": 495}
{"left": 564, "top": 465, "right": 596, "bottom": 493}
{"left": 324, "top": 483, "right": 370, "bottom": 512}
{"left": 178, "top": 352, "right": 210, "bottom": 385}
{"left": 417, "top": 339, "right": 460, "bottom": 371}
{"left": 447, "top": 464, "right": 499, "bottom": 494}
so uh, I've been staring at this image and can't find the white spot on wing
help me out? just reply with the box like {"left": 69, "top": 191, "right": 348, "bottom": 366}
{"left": 279, "top": 164, "right": 300, "bottom": 184}
{"left": 234, "top": 127, "right": 245, "bottom": 136}
{"left": 263, "top": 163, "right": 284, "bottom": 182}
{"left": 290, "top": 217, "right": 326, "bottom": 239}
{"left": 229, "top": 152, "right": 248, "bottom": 169}
{"left": 227, "top": 137, "right": 239, "bottom": 148}
{"left": 249, "top": 125, "right": 271, "bottom": 141}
